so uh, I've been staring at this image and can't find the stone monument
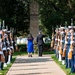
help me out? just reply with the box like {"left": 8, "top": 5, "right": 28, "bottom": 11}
{"left": 30, "top": 0, "right": 39, "bottom": 38}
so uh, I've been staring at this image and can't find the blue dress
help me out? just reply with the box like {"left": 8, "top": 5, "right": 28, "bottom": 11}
{"left": 27, "top": 38, "right": 34, "bottom": 53}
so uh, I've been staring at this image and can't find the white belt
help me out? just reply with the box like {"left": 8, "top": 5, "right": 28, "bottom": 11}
{"left": 2, "top": 47, "right": 6, "bottom": 51}
{"left": 7, "top": 47, "right": 10, "bottom": 50}
{"left": 0, "top": 51, "right": 3, "bottom": 54}
{"left": 10, "top": 46, "right": 14, "bottom": 49}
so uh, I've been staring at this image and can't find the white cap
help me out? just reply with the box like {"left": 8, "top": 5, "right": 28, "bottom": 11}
{"left": 7, "top": 31, "right": 11, "bottom": 33}
{"left": 60, "top": 27, "right": 65, "bottom": 29}
{"left": 68, "top": 26, "right": 73, "bottom": 29}
{"left": 64, "top": 26, "right": 68, "bottom": 30}
{"left": 59, "top": 28, "right": 61, "bottom": 30}
{"left": 73, "top": 26, "right": 75, "bottom": 28}
{"left": 2, "top": 29, "right": 7, "bottom": 32}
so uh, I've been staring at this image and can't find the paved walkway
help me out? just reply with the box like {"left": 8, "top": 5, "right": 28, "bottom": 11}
{"left": 6, "top": 54, "right": 66, "bottom": 75}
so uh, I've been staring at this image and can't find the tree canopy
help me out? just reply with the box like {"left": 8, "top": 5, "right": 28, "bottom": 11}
{"left": 0, "top": 0, "right": 30, "bottom": 35}
{"left": 0, "top": 0, "right": 75, "bottom": 36}
{"left": 37, "top": 0, "right": 75, "bottom": 35}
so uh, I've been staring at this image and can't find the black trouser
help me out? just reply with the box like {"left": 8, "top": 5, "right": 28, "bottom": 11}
{"left": 38, "top": 45, "right": 43, "bottom": 56}
{"left": 0, "top": 62, "right": 4, "bottom": 70}
{"left": 3, "top": 51, "right": 7, "bottom": 63}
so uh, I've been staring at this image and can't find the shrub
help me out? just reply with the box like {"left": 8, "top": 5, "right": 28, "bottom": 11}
{"left": 44, "top": 43, "right": 50, "bottom": 51}
{"left": 17, "top": 44, "right": 27, "bottom": 52}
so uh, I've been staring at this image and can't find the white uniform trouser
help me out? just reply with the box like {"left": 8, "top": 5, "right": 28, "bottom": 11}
{"left": 62, "top": 60, "right": 65, "bottom": 65}
{"left": 7, "top": 55, "right": 11, "bottom": 64}
{"left": 58, "top": 51, "right": 62, "bottom": 61}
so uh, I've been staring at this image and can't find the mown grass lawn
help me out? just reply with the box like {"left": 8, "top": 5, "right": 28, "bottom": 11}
{"left": 51, "top": 55, "right": 75, "bottom": 75}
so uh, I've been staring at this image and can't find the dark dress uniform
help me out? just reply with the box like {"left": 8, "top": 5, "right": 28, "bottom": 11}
{"left": 65, "top": 32, "right": 71, "bottom": 68}
{"left": 36, "top": 33, "right": 45, "bottom": 56}
{"left": 70, "top": 33, "right": 75, "bottom": 73}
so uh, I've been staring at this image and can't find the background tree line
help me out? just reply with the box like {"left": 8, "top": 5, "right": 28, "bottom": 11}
{"left": 0, "top": 0, "right": 30, "bottom": 36}
{"left": 37, "top": 0, "right": 75, "bottom": 36}
{"left": 0, "top": 0, "right": 75, "bottom": 36}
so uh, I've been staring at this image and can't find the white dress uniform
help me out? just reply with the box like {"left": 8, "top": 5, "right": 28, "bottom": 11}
{"left": 6, "top": 39, "right": 11, "bottom": 64}
{"left": 0, "top": 38, "right": 4, "bottom": 70}
{"left": 2, "top": 40, "right": 7, "bottom": 67}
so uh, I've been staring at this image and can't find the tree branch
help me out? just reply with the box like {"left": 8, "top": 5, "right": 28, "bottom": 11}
{"left": 68, "top": 0, "right": 72, "bottom": 9}
{"left": 47, "top": 0, "right": 65, "bottom": 15}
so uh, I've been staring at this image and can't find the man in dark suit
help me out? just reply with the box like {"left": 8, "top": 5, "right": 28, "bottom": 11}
{"left": 36, "top": 31, "right": 46, "bottom": 56}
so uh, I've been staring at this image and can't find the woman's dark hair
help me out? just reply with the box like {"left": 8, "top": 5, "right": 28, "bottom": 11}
{"left": 28, "top": 33, "right": 33, "bottom": 38}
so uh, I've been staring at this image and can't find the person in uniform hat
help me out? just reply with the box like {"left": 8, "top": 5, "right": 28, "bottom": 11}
{"left": 59, "top": 27, "right": 65, "bottom": 64}
{"left": 0, "top": 36, "right": 4, "bottom": 70}
{"left": 70, "top": 26, "right": 75, "bottom": 73}
{"left": 65, "top": 26, "right": 73, "bottom": 68}
{"left": 2, "top": 29, "right": 7, "bottom": 67}
{"left": 54, "top": 28, "right": 59, "bottom": 59}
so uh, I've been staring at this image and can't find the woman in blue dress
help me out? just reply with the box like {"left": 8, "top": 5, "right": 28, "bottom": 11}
{"left": 27, "top": 34, "right": 34, "bottom": 57}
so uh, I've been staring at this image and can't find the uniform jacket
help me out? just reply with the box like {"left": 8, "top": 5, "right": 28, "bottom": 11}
{"left": 36, "top": 34, "right": 46, "bottom": 45}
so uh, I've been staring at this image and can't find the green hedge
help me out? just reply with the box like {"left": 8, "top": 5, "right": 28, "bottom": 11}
{"left": 17, "top": 44, "right": 27, "bottom": 52}
{"left": 17, "top": 43, "right": 50, "bottom": 52}
{"left": 44, "top": 43, "right": 50, "bottom": 51}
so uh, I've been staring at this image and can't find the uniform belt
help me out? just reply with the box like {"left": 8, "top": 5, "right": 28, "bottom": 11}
{"left": 66, "top": 44, "right": 70, "bottom": 45}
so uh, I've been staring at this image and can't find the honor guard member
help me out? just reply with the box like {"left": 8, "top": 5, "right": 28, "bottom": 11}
{"left": 70, "top": 26, "right": 75, "bottom": 73}
{"left": 6, "top": 34, "right": 11, "bottom": 65}
{"left": 9, "top": 32, "right": 14, "bottom": 62}
{"left": 68, "top": 26, "right": 74, "bottom": 68}
{"left": 2, "top": 29, "right": 7, "bottom": 67}
{"left": 62, "top": 27, "right": 68, "bottom": 65}
{"left": 65, "top": 26, "right": 72, "bottom": 68}
{"left": 0, "top": 28, "right": 2, "bottom": 37}
{"left": 57, "top": 28, "right": 61, "bottom": 61}
{"left": 58, "top": 27, "right": 62, "bottom": 61}
{"left": 55, "top": 28, "right": 59, "bottom": 59}
{"left": 59, "top": 27, "right": 65, "bottom": 64}
{"left": 51, "top": 28, "right": 57, "bottom": 54}
{"left": 58, "top": 27, "right": 65, "bottom": 62}
{"left": 0, "top": 36, "right": 4, "bottom": 70}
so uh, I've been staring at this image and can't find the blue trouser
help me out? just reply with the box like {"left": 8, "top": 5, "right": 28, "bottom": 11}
{"left": 71, "top": 54, "right": 75, "bottom": 73}
{"left": 54, "top": 49, "right": 58, "bottom": 58}
{"left": 54, "top": 49, "right": 56, "bottom": 54}
{"left": 54, "top": 49, "right": 56, "bottom": 56}
{"left": 65, "top": 58, "right": 71, "bottom": 68}
{"left": 56, "top": 50, "right": 59, "bottom": 58}
{"left": 0, "top": 62, "right": 1, "bottom": 70}
{"left": 65, "top": 45, "right": 71, "bottom": 68}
